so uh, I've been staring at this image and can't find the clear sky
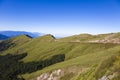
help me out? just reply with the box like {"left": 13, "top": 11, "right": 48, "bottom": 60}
{"left": 0, "top": 0, "right": 120, "bottom": 36}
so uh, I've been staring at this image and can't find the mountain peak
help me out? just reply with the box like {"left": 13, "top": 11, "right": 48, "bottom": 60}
{"left": 33, "top": 34, "right": 56, "bottom": 42}
{"left": 22, "top": 34, "right": 33, "bottom": 38}
{"left": 44, "top": 34, "right": 56, "bottom": 39}
{"left": 6, "top": 34, "right": 32, "bottom": 45}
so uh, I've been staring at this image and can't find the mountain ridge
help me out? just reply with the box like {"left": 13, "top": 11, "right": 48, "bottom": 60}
{"left": 0, "top": 32, "right": 120, "bottom": 80}
{"left": 0, "top": 34, "right": 9, "bottom": 40}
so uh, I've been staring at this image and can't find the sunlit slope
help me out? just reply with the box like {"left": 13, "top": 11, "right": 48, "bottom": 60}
{"left": 22, "top": 44, "right": 120, "bottom": 80}
{"left": 1, "top": 33, "right": 120, "bottom": 80}
{"left": 57, "top": 32, "right": 120, "bottom": 43}
{"left": 57, "top": 34, "right": 94, "bottom": 42}
{"left": 1, "top": 34, "right": 119, "bottom": 62}
{"left": 0, "top": 35, "right": 32, "bottom": 53}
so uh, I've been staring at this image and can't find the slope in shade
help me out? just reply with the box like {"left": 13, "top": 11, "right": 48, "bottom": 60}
{"left": 0, "top": 53, "right": 65, "bottom": 80}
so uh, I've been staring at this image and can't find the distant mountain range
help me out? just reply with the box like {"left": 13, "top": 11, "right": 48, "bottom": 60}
{"left": 0, "top": 31, "right": 44, "bottom": 40}
{"left": 0, "top": 34, "right": 9, "bottom": 40}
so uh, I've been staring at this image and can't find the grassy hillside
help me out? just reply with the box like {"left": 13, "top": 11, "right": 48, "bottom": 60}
{"left": 57, "top": 32, "right": 120, "bottom": 43}
{"left": 0, "top": 35, "right": 32, "bottom": 53}
{"left": 0, "top": 33, "right": 120, "bottom": 80}
{"left": 22, "top": 44, "right": 120, "bottom": 80}
{"left": 57, "top": 34, "right": 94, "bottom": 42}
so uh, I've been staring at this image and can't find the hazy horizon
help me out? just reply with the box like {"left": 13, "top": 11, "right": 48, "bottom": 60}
{"left": 0, "top": 0, "right": 120, "bottom": 36}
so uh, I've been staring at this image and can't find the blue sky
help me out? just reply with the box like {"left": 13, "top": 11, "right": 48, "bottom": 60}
{"left": 0, "top": 0, "right": 120, "bottom": 36}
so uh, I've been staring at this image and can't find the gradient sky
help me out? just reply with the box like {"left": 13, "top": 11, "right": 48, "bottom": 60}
{"left": 0, "top": 0, "right": 120, "bottom": 36}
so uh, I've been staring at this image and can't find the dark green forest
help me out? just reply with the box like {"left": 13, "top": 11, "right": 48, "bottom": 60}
{"left": 0, "top": 53, "right": 65, "bottom": 80}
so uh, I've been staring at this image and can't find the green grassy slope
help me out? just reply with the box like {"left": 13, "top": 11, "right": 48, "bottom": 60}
{"left": 22, "top": 44, "right": 120, "bottom": 80}
{"left": 5, "top": 34, "right": 32, "bottom": 45}
{"left": 0, "top": 33, "right": 120, "bottom": 80}
{"left": 57, "top": 34, "right": 94, "bottom": 42}
{"left": 0, "top": 35, "right": 32, "bottom": 54}
{"left": 57, "top": 32, "right": 120, "bottom": 42}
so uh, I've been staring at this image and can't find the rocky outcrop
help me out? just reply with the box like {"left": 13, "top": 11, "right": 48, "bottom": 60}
{"left": 37, "top": 69, "right": 64, "bottom": 80}
{"left": 98, "top": 72, "right": 118, "bottom": 80}
{"left": 89, "top": 34, "right": 120, "bottom": 44}
{"left": 35, "top": 66, "right": 88, "bottom": 80}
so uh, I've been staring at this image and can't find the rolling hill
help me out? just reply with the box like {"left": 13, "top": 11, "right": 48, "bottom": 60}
{"left": 0, "top": 32, "right": 120, "bottom": 80}
{"left": 57, "top": 32, "right": 120, "bottom": 43}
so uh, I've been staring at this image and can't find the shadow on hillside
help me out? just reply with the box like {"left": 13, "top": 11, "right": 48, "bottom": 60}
{"left": 0, "top": 40, "right": 15, "bottom": 51}
{"left": 0, "top": 53, "right": 65, "bottom": 80}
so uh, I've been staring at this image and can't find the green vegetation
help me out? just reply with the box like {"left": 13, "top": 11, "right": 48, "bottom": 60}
{"left": 0, "top": 34, "right": 31, "bottom": 54}
{"left": 0, "top": 33, "right": 120, "bottom": 80}
{"left": 95, "top": 54, "right": 120, "bottom": 80}
{"left": 60, "top": 73, "right": 75, "bottom": 80}
{"left": 75, "top": 67, "right": 96, "bottom": 80}
{"left": 58, "top": 32, "right": 120, "bottom": 42}
{"left": 57, "top": 34, "right": 94, "bottom": 42}
{"left": 0, "top": 53, "right": 65, "bottom": 80}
